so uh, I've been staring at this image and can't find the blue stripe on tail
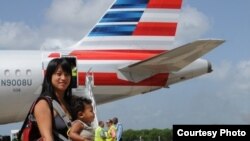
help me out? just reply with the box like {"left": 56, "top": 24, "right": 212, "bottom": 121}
{"left": 111, "top": 0, "right": 149, "bottom": 9}
{"left": 89, "top": 25, "right": 136, "bottom": 36}
{"left": 100, "top": 11, "right": 143, "bottom": 23}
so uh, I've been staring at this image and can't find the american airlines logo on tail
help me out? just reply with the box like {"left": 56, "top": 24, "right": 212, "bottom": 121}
{"left": 89, "top": 0, "right": 181, "bottom": 37}
{"left": 71, "top": 0, "right": 182, "bottom": 50}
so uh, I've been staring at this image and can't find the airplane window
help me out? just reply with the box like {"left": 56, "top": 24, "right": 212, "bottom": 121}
{"left": 26, "top": 69, "right": 32, "bottom": 76}
{"left": 4, "top": 70, "right": 10, "bottom": 76}
{"left": 15, "top": 69, "right": 21, "bottom": 76}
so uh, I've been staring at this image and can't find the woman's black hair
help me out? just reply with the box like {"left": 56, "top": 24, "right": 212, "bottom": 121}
{"left": 70, "top": 96, "right": 92, "bottom": 120}
{"left": 40, "top": 58, "right": 73, "bottom": 104}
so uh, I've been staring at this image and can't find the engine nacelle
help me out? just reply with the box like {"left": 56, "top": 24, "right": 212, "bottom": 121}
{"left": 166, "top": 58, "right": 212, "bottom": 86}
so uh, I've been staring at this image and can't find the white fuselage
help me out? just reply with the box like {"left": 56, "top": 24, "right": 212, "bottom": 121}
{"left": 0, "top": 50, "right": 210, "bottom": 124}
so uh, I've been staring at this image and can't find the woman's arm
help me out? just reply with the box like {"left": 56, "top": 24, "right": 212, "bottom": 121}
{"left": 111, "top": 127, "right": 116, "bottom": 140}
{"left": 34, "top": 99, "right": 54, "bottom": 141}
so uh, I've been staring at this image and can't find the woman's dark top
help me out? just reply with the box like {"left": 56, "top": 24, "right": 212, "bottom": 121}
{"left": 54, "top": 114, "right": 69, "bottom": 138}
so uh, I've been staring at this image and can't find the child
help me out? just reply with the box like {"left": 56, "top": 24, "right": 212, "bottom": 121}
{"left": 68, "top": 96, "right": 95, "bottom": 141}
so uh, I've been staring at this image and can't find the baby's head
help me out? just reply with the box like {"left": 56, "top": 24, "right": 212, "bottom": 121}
{"left": 71, "top": 96, "right": 95, "bottom": 123}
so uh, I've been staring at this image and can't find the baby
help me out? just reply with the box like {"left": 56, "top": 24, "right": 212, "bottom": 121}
{"left": 68, "top": 96, "right": 95, "bottom": 141}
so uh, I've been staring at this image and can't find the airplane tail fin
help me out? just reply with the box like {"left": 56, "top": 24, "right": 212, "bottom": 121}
{"left": 69, "top": 0, "right": 183, "bottom": 50}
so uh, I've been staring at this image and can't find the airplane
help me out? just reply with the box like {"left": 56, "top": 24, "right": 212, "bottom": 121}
{"left": 0, "top": 0, "right": 224, "bottom": 124}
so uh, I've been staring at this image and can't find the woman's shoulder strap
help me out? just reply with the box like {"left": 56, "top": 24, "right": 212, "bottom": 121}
{"left": 52, "top": 100, "right": 72, "bottom": 127}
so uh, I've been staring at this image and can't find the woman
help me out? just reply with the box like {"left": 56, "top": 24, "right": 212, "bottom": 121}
{"left": 34, "top": 58, "right": 73, "bottom": 140}
{"left": 106, "top": 119, "right": 116, "bottom": 141}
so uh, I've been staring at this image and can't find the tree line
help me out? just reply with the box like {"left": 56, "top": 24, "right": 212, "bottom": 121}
{"left": 122, "top": 128, "right": 172, "bottom": 141}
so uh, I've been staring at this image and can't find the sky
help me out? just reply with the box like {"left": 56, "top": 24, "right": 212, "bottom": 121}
{"left": 1, "top": 0, "right": 250, "bottom": 135}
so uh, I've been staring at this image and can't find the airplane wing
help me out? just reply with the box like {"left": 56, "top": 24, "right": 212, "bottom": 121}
{"left": 118, "top": 39, "right": 225, "bottom": 82}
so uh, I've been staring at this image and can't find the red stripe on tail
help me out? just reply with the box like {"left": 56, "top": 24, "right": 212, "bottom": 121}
{"left": 133, "top": 22, "right": 177, "bottom": 36}
{"left": 148, "top": 0, "right": 182, "bottom": 9}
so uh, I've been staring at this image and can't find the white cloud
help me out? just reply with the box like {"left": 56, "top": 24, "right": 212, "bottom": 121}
{"left": 44, "top": 0, "right": 113, "bottom": 39}
{"left": 232, "top": 60, "right": 250, "bottom": 92}
{"left": 46, "top": 0, "right": 87, "bottom": 26}
{"left": 175, "top": 6, "right": 211, "bottom": 46}
{"left": 208, "top": 61, "right": 232, "bottom": 80}
{"left": 40, "top": 38, "right": 75, "bottom": 50}
{"left": 236, "top": 60, "right": 250, "bottom": 79}
{"left": 0, "top": 0, "right": 114, "bottom": 50}
{"left": 211, "top": 60, "right": 250, "bottom": 93}
{"left": 46, "top": 0, "right": 112, "bottom": 26}
{"left": 0, "top": 22, "right": 39, "bottom": 49}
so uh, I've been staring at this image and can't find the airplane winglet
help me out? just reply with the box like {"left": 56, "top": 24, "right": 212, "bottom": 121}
{"left": 118, "top": 39, "right": 225, "bottom": 83}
